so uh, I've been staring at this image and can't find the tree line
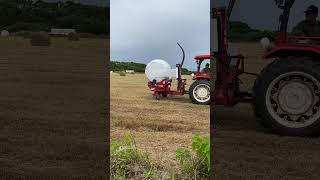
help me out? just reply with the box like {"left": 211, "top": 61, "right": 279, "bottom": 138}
{"left": 229, "top": 21, "right": 276, "bottom": 42}
{"left": 0, "top": 0, "right": 109, "bottom": 35}
{"left": 110, "top": 61, "right": 193, "bottom": 75}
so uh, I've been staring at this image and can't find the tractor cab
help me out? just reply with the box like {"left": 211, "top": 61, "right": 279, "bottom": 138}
{"left": 193, "top": 54, "right": 211, "bottom": 80}
{"left": 194, "top": 54, "right": 210, "bottom": 72}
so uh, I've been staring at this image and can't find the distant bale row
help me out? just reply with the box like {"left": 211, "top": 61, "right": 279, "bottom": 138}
{"left": 0, "top": 30, "right": 91, "bottom": 47}
{"left": 9, "top": 31, "right": 104, "bottom": 40}
{"left": 30, "top": 32, "right": 80, "bottom": 46}
{"left": 8, "top": 31, "right": 81, "bottom": 47}
{"left": 13, "top": 31, "right": 33, "bottom": 38}
{"left": 12, "top": 31, "right": 106, "bottom": 41}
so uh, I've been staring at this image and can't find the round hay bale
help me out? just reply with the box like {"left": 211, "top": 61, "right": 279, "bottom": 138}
{"left": 67, "top": 32, "right": 79, "bottom": 41}
{"left": 119, "top": 72, "right": 126, "bottom": 76}
{"left": 30, "top": 31, "right": 51, "bottom": 46}
{"left": 1, "top": 30, "right": 9, "bottom": 37}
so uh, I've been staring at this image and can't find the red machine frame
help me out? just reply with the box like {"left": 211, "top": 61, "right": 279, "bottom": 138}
{"left": 147, "top": 63, "right": 187, "bottom": 98}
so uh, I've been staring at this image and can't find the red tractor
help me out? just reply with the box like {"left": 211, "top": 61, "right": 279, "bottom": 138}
{"left": 189, "top": 54, "right": 211, "bottom": 105}
{"left": 212, "top": 0, "right": 320, "bottom": 136}
{"left": 147, "top": 43, "right": 212, "bottom": 105}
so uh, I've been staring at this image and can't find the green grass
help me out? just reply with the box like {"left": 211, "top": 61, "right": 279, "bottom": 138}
{"left": 176, "top": 134, "right": 210, "bottom": 179}
{"left": 111, "top": 134, "right": 210, "bottom": 180}
{"left": 110, "top": 134, "right": 165, "bottom": 179}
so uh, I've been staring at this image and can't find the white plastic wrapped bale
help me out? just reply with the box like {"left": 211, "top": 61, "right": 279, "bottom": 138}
{"left": 145, "top": 59, "right": 177, "bottom": 83}
{"left": 1, "top": 30, "right": 9, "bottom": 37}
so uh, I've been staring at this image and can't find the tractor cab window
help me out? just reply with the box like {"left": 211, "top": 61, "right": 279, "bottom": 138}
{"left": 292, "top": 5, "right": 320, "bottom": 38}
{"left": 195, "top": 59, "right": 210, "bottom": 73}
{"left": 196, "top": 60, "right": 203, "bottom": 72}
{"left": 200, "top": 63, "right": 210, "bottom": 73}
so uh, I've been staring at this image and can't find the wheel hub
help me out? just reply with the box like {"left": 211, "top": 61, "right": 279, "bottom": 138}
{"left": 196, "top": 87, "right": 209, "bottom": 98}
{"left": 193, "top": 84, "right": 210, "bottom": 103}
{"left": 266, "top": 72, "right": 320, "bottom": 128}
{"left": 277, "top": 81, "right": 313, "bottom": 115}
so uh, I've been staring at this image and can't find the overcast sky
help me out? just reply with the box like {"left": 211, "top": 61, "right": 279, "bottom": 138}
{"left": 215, "top": 0, "right": 320, "bottom": 31}
{"left": 111, "top": 1, "right": 320, "bottom": 70}
{"left": 110, "top": 0, "right": 209, "bottom": 70}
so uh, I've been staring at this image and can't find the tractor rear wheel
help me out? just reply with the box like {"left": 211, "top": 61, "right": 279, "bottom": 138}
{"left": 189, "top": 79, "right": 210, "bottom": 105}
{"left": 253, "top": 58, "right": 320, "bottom": 136}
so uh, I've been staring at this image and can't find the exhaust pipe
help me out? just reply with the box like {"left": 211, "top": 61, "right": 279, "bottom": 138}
{"left": 177, "top": 43, "right": 185, "bottom": 67}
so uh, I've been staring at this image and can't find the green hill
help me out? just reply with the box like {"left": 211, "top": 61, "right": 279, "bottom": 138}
{"left": 0, "top": 0, "right": 108, "bottom": 35}
{"left": 110, "top": 61, "right": 193, "bottom": 75}
{"left": 229, "top": 21, "right": 276, "bottom": 42}
{"left": 110, "top": 61, "right": 146, "bottom": 73}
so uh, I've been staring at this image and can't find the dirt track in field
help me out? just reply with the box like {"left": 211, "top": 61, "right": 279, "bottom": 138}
{"left": 213, "top": 43, "right": 320, "bottom": 180}
{"left": 110, "top": 73, "right": 209, "bottom": 167}
{"left": 0, "top": 37, "right": 108, "bottom": 179}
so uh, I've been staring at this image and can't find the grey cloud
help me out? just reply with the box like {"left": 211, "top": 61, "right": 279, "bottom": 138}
{"left": 111, "top": 0, "right": 320, "bottom": 71}
{"left": 110, "top": 0, "right": 209, "bottom": 70}
{"left": 215, "top": 0, "right": 320, "bottom": 31}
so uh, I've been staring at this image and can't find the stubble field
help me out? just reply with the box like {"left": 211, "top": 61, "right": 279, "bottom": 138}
{"left": 111, "top": 43, "right": 320, "bottom": 179}
{"left": 110, "top": 73, "right": 210, "bottom": 168}
{"left": 0, "top": 37, "right": 108, "bottom": 179}
{"left": 12, "top": 36, "right": 318, "bottom": 179}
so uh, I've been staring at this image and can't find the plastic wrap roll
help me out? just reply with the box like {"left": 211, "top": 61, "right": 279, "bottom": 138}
{"left": 145, "top": 59, "right": 176, "bottom": 83}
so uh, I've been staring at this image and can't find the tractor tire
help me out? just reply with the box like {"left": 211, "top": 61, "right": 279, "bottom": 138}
{"left": 252, "top": 58, "right": 320, "bottom": 136}
{"left": 189, "top": 79, "right": 210, "bottom": 105}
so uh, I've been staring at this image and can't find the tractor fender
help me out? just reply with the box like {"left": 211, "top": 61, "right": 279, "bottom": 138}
{"left": 192, "top": 72, "right": 211, "bottom": 81}
{"left": 264, "top": 45, "right": 320, "bottom": 59}
{"left": 192, "top": 77, "right": 210, "bottom": 81}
